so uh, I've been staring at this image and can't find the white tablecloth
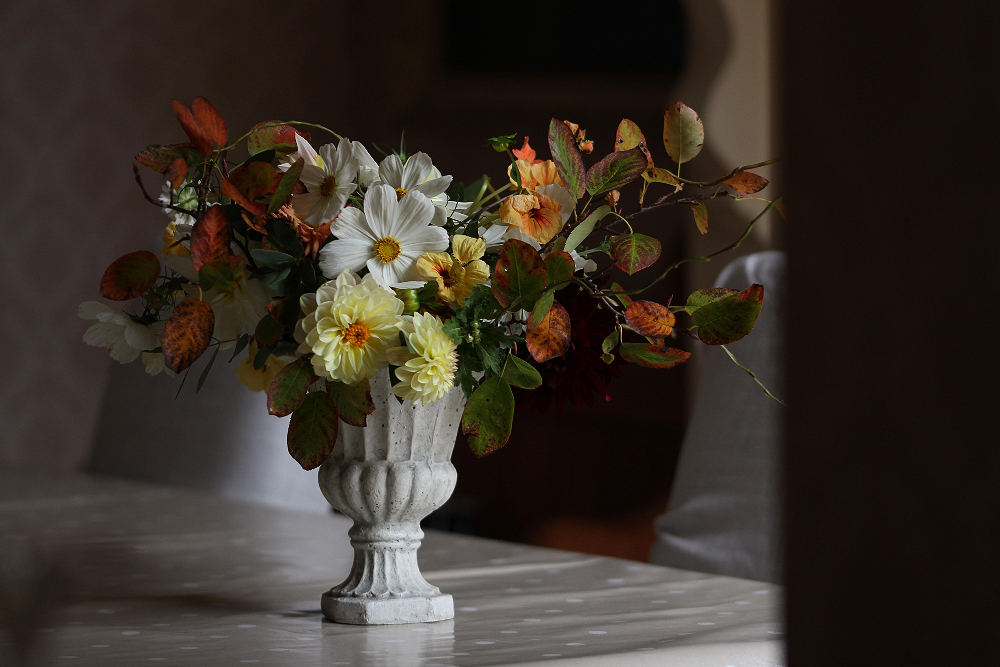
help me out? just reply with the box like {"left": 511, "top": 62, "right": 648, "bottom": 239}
{"left": 0, "top": 465, "right": 784, "bottom": 666}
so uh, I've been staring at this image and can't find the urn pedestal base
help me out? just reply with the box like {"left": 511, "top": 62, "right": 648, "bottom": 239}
{"left": 321, "top": 591, "right": 454, "bottom": 625}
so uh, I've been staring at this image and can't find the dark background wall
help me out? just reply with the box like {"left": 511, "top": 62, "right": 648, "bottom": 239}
{"left": 782, "top": 0, "right": 1000, "bottom": 663}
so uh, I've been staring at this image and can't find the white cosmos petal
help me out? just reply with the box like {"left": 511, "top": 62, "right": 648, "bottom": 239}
{"left": 331, "top": 207, "right": 377, "bottom": 241}
{"left": 299, "top": 163, "right": 327, "bottom": 189}
{"left": 363, "top": 185, "right": 399, "bottom": 238}
{"left": 431, "top": 206, "right": 447, "bottom": 226}
{"left": 124, "top": 321, "right": 158, "bottom": 351}
{"left": 402, "top": 225, "right": 449, "bottom": 253}
{"left": 318, "top": 238, "right": 373, "bottom": 278}
{"left": 400, "top": 152, "right": 432, "bottom": 190}
{"left": 412, "top": 175, "right": 452, "bottom": 198}
{"left": 394, "top": 190, "right": 435, "bottom": 236}
{"left": 84, "top": 321, "right": 124, "bottom": 348}
{"left": 293, "top": 190, "right": 322, "bottom": 220}
{"left": 378, "top": 154, "right": 405, "bottom": 189}
{"left": 78, "top": 300, "right": 115, "bottom": 321}
{"left": 366, "top": 257, "right": 400, "bottom": 288}
{"left": 353, "top": 141, "right": 380, "bottom": 187}
{"left": 537, "top": 184, "right": 575, "bottom": 224}
{"left": 295, "top": 134, "right": 322, "bottom": 167}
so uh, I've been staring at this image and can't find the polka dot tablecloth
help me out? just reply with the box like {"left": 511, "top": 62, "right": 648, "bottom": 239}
{"left": 0, "top": 465, "right": 784, "bottom": 666}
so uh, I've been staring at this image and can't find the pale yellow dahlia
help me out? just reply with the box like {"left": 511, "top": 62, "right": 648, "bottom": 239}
{"left": 295, "top": 270, "right": 405, "bottom": 384}
{"left": 386, "top": 312, "right": 458, "bottom": 407}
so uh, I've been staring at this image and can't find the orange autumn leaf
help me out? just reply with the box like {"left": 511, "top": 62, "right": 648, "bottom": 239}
{"left": 624, "top": 300, "right": 676, "bottom": 338}
{"left": 190, "top": 206, "right": 231, "bottom": 273}
{"left": 171, "top": 100, "right": 214, "bottom": 157}
{"left": 166, "top": 158, "right": 187, "bottom": 191}
{"left": 190, "top": 97, "right": 227, "bottom": 148}
{"left": 100, "top": 250, "right": 160, "bottom": 301}
{"left": 722, "top": 170, "right": 769, "bottom": 194}
{"left": 162, "top": 299, "right": 215, "bottom": 373}
{"left": 526, "top": 301, "right": 572, "bottom": 362}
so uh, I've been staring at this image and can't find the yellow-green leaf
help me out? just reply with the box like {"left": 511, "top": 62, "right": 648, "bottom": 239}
{"left": 501, "top": 353, "right": 542, "bottom": 390}
{"left": 461, "top": 377, "right": 515, "bottom": 457}
{"left": 564, "top": 205, "right": 611, "bottom": 253}
{"left": 663, "top": 102, "right": 704, "bottom": 165}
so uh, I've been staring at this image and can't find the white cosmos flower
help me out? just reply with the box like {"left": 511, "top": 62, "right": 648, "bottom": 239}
{"left": 79, "top": 302, "right": 172, "bottom": 375}
{"left": 352, "top": 141, "right": 381, "bottom": 188}
{"left": 318, "top": 184, "right": 448, "bottom": 289}
{"left": 376, "top": 152, "right": 454, "bottom": 226}
{"left": 293, "top": 136, "right": 359, "bottom": 226}
{"left": 159, "top": 180, "right": 199, "bottom": 228}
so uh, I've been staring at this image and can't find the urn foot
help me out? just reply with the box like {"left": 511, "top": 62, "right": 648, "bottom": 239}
{"left": 321, "top": 591, "right": 454, "bottom": 625}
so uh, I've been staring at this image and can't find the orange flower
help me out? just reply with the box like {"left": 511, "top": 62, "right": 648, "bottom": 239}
{"left": 512, "top": 137, "right": 539, "bottom": 163}
{"left": 499, "top": 193, "right": 565, "bottom": 244}
{"left": 508, "top": 159, "right": 564, "bottom": 193}
{"left": 274, "top": 203, "right": 332, "bottom": 259}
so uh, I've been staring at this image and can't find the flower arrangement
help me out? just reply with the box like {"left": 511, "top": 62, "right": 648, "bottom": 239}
{"left": 81, "top": 98, "right": 781, "bottom": 468}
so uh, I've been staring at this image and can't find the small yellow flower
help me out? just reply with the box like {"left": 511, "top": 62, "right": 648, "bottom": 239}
{"left": 415, "top": 235, "right": 489, "bottom": 305}
{"left": 236, "top": 342, "right": 288, "bottom": 392}
{"left": 386, "top": 312, "right": 458, "bottom": 407}
{"left": 161, "top": 222, "right": 190, "bottom": 256}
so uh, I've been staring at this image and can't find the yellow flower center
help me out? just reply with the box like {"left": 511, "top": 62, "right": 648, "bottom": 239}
{"left": 342, "top": 322, "right": 371, "bottom": 348}
{"left": 395, "top": 187, "right": 408, "bottom": 200}
{"left": 320, "top": 175, "right": 338, "bottom": 197}
{"left": 373, "top": 236, "right": 402, "bottom": 263}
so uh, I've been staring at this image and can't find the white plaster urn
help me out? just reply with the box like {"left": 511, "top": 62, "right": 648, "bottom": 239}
{"left": 317, "top": 368, "right": 466, "bottom": 624}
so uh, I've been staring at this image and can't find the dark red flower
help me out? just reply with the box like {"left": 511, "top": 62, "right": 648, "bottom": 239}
{"left": 514, "top": 283, "right": 623, "bottom": 417}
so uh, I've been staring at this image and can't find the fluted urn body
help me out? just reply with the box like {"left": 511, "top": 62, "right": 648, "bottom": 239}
{"left": 317, "top": 369, "right": 466, "bottom": 624}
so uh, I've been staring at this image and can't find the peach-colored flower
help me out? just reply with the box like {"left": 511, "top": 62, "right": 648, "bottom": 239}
{"left": 499, "top": 193, "right": 565, "bottom": 244}
{"left": 275, "top": 203, "right": 332, "bottom": 259}
{"left": 508, "top": 159, "right": 564, "bottom": 193}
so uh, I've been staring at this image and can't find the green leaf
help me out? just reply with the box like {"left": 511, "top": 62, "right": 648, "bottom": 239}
{"left": 491, "top": 239, "right": 547, "bottom": 311}
{"left": 260, "top": 266, "right": 292, "bottom": 291}
{"left": 100, "top": 250, "right": 160, "bottom": 301}
{"left": 689, "top": 201, "right": 708, "bottom": 235}
{"left": 690, "top": 284, "right": 764, "bottom": 346}
{"left": 255, "top": 313, "right": 285, "bottom": 348}
{"left": 544, "top": 251, "right": 575, "bottom": 286}
{"left": 268, "top": 158, "right": 305, "bottom": 214}
{"left": 250, "top": 249, "right": 294, "bottom": 269}
{"left": 253, "top": 342, "right": 276, "bottom": 370}
{"left": 663, "top": 102, "right": 705, "bottom": 165}
{"left": 266, "top": 218, "right": 304, "bottom": 256}
{"left": 564, "top": 205, "right": 611, "bottom": 253}
{"left": 642, "top": 167, "right": 681, "bottom": 186}
{"left": 619, "top": 343, "right": 691, "bottom": 369}
{"left": 267, "top": 359, "right": 313, "bottom": 417}
{"left": 461, "top": 377, "right": 515, "bottom": 457}
{"left": 547, "top": 118, "right": 586, "bottom": 199}
{"left": 526, "top": 289, "right": 554, "bottom": 329}
{"left": 601, "top": 329, "right": 620, "bottom": 355}
{"left": 501, "top": 353, "right": 543, "bottom": 389}
{"left": 245, "top": 148, "right": 275, "bottom": 165}
{"left": 486, "top": 133, "right": 517, "bottom": 152}
{"left": 327, "top": 379, "right": 376, "bottom": 427}
{"left": 228, "top": 333, "right": 251, "bottom": 362}
{"left": 610, "top": 234, "right": 662, "bottom": 275}
{"left": 585, "top": 148, "right": 648, "bottom": 195}
{"left": 610, "top": 281, "right": 633, "bottom": 308}
{"left": 684, "top": 287, "right": 739, "bottom": 313}
{"left": 287, "top": 391, "right": 339, "bottom": 470}
{"left": 195, "top": 344, "right": 220, "bottom": 393}
{"left": 198, "top": 256, "right": 246, "bottom": 294}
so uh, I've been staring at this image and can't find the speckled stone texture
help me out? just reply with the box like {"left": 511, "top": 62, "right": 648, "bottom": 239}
{"left": 318, "top": 369, "right": 466, "bottom": 624}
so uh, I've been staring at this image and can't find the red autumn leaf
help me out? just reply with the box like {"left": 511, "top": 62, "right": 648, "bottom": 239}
{"left": 220, "top": 178, "right": 266, "bottom": 216}
{"left": 610, "top": 234, "right": 662, "bottom": 275}
{"left": 254, "top": 313, "right": 285, "bottom": 348}
{"left": 512, "top": 136, "right": 537, "bottom": 162}
{"left": 267, "top": 297, "right": 299, "bottom": 328}
{"left": 619, "top": 343, "right": 690, "bottom": 369}
{"left": 723, "top": 170, "right": 769, "bottom": 194}
{"left": 287, "top": 392, "right": 339, "bottom": 470}
{"left": 267, "top": 359, "right": 314, "bottom": 418}
{"left": 544, "top": 251, "right": 575, "bottom": 286}
{"left": 526, "top": 301, "right": 572, "bottom": 363}
{"left": 191, "top": 97, "right": 227, "bottom": 148}
{"left": 190, "top": 206, "right": 231, "bottom": 273}
{"left": 171, "top": 100, "right": 214, "bottom": 157}
{"left": 135, "top": 143, "right": 199, "bottom": 173}
{"left": 229, "top": 161, "right": 280, "bottom": 201}
{"left": 624, "top": 301, "right": 676, "bottom": 337}
{"left": 492, "top": 239, "right": 548, "bottom": 311}
{"left": 162, "top": 299, "right": 215, "bottom": 373}
{"left": 100, "top": 250, "right": 160, "bottom": 301}
{"left": 166, "top": 158, "right": 187, "bottom": 191}
{"left": 246, "top": 121, "right": 311, "bottom": 155}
